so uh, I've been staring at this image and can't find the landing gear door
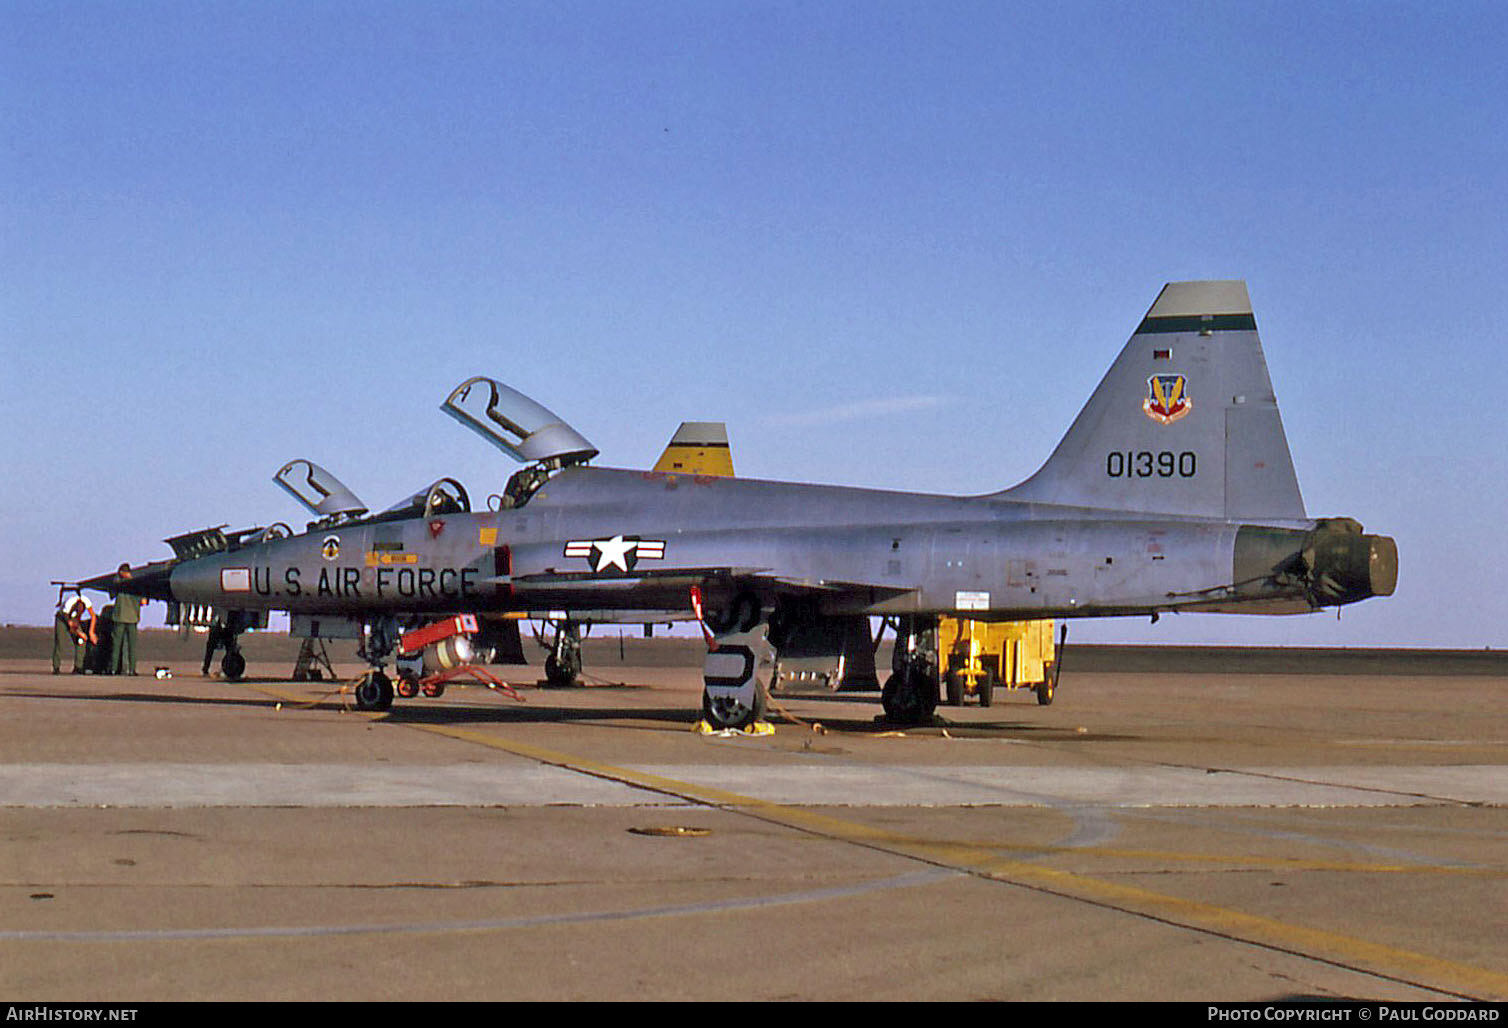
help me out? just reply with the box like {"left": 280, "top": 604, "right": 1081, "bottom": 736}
{"left": 441, "top": 376, "right": 599, "bottom": 467}
{"left": 273, "top": 459, "right": 369, "bottom": 519}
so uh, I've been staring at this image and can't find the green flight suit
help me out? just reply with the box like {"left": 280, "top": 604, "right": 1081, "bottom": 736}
{"left": 110, "top": 593, "right": 142, "bottom": 675}
{"left": 52, "top": 612, "right": 87, "bottom": 673}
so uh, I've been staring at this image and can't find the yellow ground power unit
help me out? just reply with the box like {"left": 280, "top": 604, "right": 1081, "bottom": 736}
{"left": 939, "top": 617, "right": 1059, "bottom": 707}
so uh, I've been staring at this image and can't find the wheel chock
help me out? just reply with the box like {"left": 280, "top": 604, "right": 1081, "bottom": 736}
{"left": 693, "top": 719, "right": 775, "bottom": 737}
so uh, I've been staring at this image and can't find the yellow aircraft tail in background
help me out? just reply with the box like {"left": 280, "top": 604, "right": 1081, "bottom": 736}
{"left": 653, "top": 422, "right": 734, "bottom": 477}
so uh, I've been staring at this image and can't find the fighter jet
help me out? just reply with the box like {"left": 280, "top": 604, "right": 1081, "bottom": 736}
{"left": 83, "top": 281, "right": 1397, "bottom": 728}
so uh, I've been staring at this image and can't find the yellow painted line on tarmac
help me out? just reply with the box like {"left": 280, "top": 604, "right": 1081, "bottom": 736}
{"left": 1332, "top": 739, "right": 1508, "bottom": 752}
{"left": 845, "top": 836, "right": 1508, "bottom": 879}
{"left": 406, "top": 720, "right": 1508, "bottom": 1001}
{"left": 224, "top": 679, "right": 1508, "bottom": 1000}
{"left": 234, "top": 681, "right": 1498, "bottom": 873}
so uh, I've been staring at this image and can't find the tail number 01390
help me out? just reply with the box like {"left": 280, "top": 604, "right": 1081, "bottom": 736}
{"left": 1106, "top": 450, "right": 1197, "bottom": 478}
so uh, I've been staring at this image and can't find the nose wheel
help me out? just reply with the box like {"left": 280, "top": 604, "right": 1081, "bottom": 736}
{"left": 220, "top": 650, "right": 246, "bottom": 681}
{"left": 353, "top": 671, "right": 395, "bottom": 711}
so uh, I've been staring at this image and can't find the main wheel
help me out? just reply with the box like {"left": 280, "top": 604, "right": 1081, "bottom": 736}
{"left": 701, "top": 684, "right": 765, "bottom": 731}
{"left": 220, "top": 650, "right": 246, "bottom": 681}
{"left": 544, "top": 653, "right": 579, "bottom": 687}
{"left": 882, "top": 668, "right": 938, "bottom": 724}
{"left": 978, "top": 670, "right": 995, "bottom": 708}
{"left": 353, "top": 671, "right": 395, "bottom": 711}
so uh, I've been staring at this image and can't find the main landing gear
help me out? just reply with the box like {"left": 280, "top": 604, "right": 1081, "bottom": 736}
{"left": 542, "top": 621, "right": 583, "bottom": 687}
{"left": 882, "top": 615, "right": 940, "bottom": 725}
{"left": 696, "top": 591, "right": 772, "bottom": 732}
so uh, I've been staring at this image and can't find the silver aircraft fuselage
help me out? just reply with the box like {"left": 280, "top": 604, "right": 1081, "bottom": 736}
{"left": 164, "top": 466, "right": 1381, "bottom": 623}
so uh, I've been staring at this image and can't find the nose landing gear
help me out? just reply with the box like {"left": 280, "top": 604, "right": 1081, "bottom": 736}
{"left": 352, "top": 670, "right": 395, "bottom": 712}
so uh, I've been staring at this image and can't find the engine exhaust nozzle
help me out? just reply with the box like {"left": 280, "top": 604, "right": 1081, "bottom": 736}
{"left": 1303, "top": 518, "right": 1398, "bottom": 606}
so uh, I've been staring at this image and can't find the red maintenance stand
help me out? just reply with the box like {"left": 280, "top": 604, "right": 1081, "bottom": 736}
{"left": 394, "top": 615, "right": 523, "bottom": 702}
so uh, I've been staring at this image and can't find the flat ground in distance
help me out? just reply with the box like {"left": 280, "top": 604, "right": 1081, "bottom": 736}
{"left": 1, "top": 628, "right": 1504, "bottom": 1002}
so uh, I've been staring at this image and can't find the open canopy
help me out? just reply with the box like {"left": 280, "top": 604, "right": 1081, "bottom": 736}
{"left": 441, "top": 376, "right": 598, "bottom": 467}
{"left": 273, "top": 459, "right": 368, "bottom": 519}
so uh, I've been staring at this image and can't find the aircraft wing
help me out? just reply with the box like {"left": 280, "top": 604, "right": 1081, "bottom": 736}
{"left": 78, "top": 559, "right": 177, "bottom": 601}
{"left": 511, "top": 565, "right": 907, "bottom": 592}
{"left": 507, "top": 526, "right": 921, "bottom": 614}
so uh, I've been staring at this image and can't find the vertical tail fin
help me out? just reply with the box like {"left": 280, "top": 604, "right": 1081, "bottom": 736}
{"left": 653, "top": 422, "right": 735, "bottom": 476}
{"left": 1002, "top": 281, "right": 1307, "bottom": 521}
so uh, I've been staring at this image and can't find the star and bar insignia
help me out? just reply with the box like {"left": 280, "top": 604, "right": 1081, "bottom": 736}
{"left": 563, "top": 535, "right": 667, "bottom": 573}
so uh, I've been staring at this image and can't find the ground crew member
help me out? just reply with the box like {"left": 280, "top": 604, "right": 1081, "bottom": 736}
{"left": 109, "top": 564, "right": 146, "bottom": 676}
{"left": 202, "top": 614, "right": 229, "bottom": 676}
{"left": 52, "top": 592, "right": 96, "bottom": 674}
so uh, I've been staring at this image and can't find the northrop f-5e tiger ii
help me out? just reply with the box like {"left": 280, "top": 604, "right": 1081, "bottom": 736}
{"left": 83, "top": 281, "right": 1397, "bottom": 728}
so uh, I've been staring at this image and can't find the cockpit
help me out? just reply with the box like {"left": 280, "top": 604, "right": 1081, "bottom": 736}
{"left": 272, "top": 377, "right": 596, "bottom": 531}
{"left": 377, "top": 477, "right": 472, "bottom": 520}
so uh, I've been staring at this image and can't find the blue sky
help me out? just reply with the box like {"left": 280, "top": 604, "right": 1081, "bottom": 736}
{"left": 4, "top": 1, "right": 1505, "bottom": 646}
